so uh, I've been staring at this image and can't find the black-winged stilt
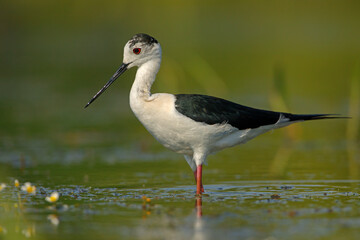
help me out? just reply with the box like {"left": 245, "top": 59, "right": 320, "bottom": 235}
{"left": 85, "top": 33, "right": 344, "bottom": 195}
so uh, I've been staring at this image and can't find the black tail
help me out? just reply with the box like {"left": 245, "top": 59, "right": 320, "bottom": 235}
{"left": 285, "top": 113, "right": 349, "bottom": 122}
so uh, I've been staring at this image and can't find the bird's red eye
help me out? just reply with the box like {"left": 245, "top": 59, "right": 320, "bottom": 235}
{"left": 133, "top": 48, "right": 141, "bottom": 54}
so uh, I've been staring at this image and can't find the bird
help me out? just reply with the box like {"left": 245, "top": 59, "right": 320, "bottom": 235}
{"left": 85, "top": 33, "right": 345, "bottom": 195}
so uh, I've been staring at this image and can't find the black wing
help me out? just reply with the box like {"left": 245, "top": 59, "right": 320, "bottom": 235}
{"left": 175, "top": 94, "right": 338, "bottom": 130}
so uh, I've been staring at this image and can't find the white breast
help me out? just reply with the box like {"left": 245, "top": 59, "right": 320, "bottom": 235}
{"left": 130, "top": 93, "right": 241, "bottom": 155}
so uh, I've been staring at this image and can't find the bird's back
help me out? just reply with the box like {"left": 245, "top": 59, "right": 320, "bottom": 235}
{"left": 175, "top": 94, "right": 340, "bottom": 130}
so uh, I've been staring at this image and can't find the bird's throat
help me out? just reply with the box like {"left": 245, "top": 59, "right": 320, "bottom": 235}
{"left": 130, "top": 59, "right": 161, "bottom": 102}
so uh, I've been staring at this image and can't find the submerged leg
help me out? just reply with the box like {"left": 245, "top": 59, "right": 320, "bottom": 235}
{"left": 184, "top": 154, "right": 204, "bottom": 194}
{"left": 194, "top": 165, "right": 204, "bottom": 195}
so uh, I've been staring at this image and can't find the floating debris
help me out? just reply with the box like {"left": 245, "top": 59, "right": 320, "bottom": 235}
{"left": 21, "top": 182, "right": 36, "bottom": 195}
{"left": 142, "top": 195, "right": 151, "bottom": 202}
{"left": 270, "top": 194, "right": 281, "bottom": 199}
{"left": 45, "top": 192, "right": 59, "bottom": 203}
{"left": 14, "top": 179, "right": 20, "bottom": 187}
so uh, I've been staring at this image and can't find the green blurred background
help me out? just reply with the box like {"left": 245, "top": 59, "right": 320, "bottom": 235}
{"left": 1, "top": 0, "right": 359, "bottom": 139}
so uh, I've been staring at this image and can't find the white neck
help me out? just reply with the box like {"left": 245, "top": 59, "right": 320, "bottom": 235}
{"left": 130, "top": 58, "right": 161, "bottom": 104}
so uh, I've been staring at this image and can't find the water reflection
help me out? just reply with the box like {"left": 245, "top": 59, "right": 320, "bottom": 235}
{"left": 195, "top": 196, "right": 202, "bottom": 217}
{"left": 193, "top": 196, "right": 204, "bottom": 240}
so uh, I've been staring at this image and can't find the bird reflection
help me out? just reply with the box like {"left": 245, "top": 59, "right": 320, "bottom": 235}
{"left": 195, "top": 196, "right": 202, "bottom": 217}
{"left": 193, "top": 196, "right": 204, "bottom": 240}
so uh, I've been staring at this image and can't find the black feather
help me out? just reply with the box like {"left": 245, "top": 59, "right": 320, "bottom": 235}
{"left": 175, "top": 94, "right": 343, "bottom": 130}
{"left": 129, "top": 33, "right": 158, "bottom": 47}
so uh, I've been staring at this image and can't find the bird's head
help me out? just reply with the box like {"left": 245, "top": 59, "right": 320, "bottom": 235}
{"left": 123, "top": 33, "right": 161, "bottom": 68}
{"left": 85, "top": 33, "right": 160, "bottom": 108}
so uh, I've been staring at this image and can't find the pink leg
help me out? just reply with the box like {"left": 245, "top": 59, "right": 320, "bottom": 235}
{"left": 194, "top": 165, "right": 204, "bottom": 195}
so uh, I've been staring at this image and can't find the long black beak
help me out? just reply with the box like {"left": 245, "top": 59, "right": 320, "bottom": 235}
{"left": 84, "top": 63, "right": 129, "bottom": 108}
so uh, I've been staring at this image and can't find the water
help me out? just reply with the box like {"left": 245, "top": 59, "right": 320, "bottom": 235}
{"left": 1, "top": 179, "right": 360, "bottom": 240}
{"left": 1, "top": 136, "right": 359, "bottom": 240}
